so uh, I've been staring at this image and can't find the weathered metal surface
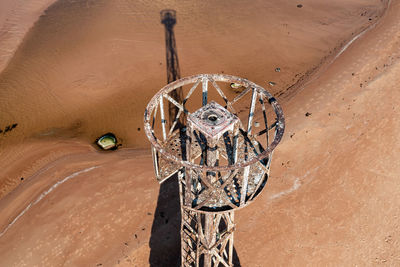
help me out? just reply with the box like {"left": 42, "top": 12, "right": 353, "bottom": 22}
{"left": 144, "top": 74, "right": 285, "bottom": 266}
{"left": 145, "top": 73, "right": 284, "bottom": 211}
{"left": 180, "top": 206, "right": 235, "bottom": 267}
{"left": 188, "top": 101, "right": 238, "bottom": 140}
{"left": 144, "top": 74, "right": 285, "bottom": 172}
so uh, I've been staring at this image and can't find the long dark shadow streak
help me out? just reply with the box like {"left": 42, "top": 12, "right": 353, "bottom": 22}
{"left": 149, "top": 10, "right": 241, "bottom": 266}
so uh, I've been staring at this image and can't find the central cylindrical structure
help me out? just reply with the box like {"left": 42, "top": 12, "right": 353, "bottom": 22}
{"left": 144, "top": 74, "right": 284, "bottom": 266}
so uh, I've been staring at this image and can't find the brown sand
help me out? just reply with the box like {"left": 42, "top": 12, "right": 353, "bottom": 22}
{"left": 0, "top": 0, "right": 399, "bottom": 266}
{"left": 0, "top": 0, "right": 58, "bottom": 72}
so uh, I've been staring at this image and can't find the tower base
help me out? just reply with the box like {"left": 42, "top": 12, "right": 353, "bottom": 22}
{"left": 180, "top": 207, "right": 235, "bottom": 267}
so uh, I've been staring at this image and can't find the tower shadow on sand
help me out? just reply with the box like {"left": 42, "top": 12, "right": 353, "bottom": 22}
{"left": 149, "top": 174, "right": 241, "bottom": 266}
{"left": 148, "top": 9, "right": 241, "bottom": 267}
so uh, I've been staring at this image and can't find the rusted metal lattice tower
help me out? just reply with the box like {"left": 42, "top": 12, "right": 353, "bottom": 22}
{"left": 144, "top": 74, "right": 285, "bottom": 266}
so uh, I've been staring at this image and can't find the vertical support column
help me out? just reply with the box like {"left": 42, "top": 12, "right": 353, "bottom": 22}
{"left": 228, "top": 212, "right": 234, "bottom": 267}
{"left": 179, "top": 206, "right": 235, "bottom": 266}
{"left": 159, "top": 96, "right": 167, "bottom": 141}
{"left": 206, "top": 137, "right": 219, "bottom": 186}
{"left": 247, "top": 88, "right": 257, "bottom": 135}
{"left": 240, "top": 88, "right": 257, "bottom": 204}
{"left": 203, "top": 213, "right": 213, "bottom": 267}
{"left": 202, "top": 77, "right": 208, "bottom": 106}
{"left": 185, "top": 126, "right": 193, "bottom": 207}
{"left": 232, "top": 124, "right": 239, "bottom": 165}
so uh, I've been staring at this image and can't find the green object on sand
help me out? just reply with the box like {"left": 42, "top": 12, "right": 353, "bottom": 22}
{"left": 96, "top": 133, "right": 117, "bottom": 150}
{"left": 230, "top": 83, "right": 242, "bottom": 89}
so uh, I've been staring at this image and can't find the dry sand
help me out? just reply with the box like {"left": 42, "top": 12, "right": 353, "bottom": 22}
{"left": 0, "top": 0, "right": 58, "bottom": 72}
{"left": 0, "top": 0, "right": 399, "bottom": 266}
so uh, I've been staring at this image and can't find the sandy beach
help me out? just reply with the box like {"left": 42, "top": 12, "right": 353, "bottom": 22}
{"left": 0, "top": 0, "right": 399, "bottom": 266}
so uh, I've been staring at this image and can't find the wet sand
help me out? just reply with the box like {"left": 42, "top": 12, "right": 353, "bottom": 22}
{"left": 1, "top": 0, "right": 399, "bottom": 266}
